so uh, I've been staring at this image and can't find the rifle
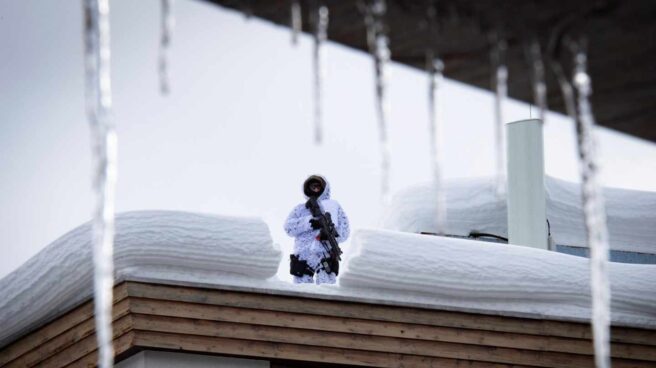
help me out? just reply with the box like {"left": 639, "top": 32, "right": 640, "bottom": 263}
{"left": 306, "top": 197, "right": 343, "bottom": 274}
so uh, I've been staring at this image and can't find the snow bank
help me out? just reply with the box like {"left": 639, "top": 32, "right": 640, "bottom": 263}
{"left": 340, "top": 229, "right": 656, "bottom": 327}
{"left": 382, "top": 176, "right": 656, "bottom": 254}
{"left": 3, "top": 209, "right": 654, "bottom": 348}
{"left": 0, "top": 210, "right": 281, "bottom": 347}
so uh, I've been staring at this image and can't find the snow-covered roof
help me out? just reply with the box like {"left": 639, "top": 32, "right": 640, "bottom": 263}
{"left": 382, "top": 175, "right": 656, "bottom": 254}
{"left": 0, "top": 211, "right": 281, "bottom": 347}
{"left": 342, "top": 229, "right": 656, "bottom": 328}
{"left": 1, "top": 210, "right": 655, "bottom": 348}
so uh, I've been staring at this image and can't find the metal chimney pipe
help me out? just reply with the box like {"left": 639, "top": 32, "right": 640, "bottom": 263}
{"left": 506, "top": 119, "right": 548, "bottom": 249}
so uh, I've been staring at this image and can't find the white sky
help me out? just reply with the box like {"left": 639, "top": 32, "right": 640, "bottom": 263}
{"left": 1, "top": 0, "right": 655, "bottom": 280}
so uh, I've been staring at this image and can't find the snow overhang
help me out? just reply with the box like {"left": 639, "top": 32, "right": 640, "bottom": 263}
{"left": 1, "top": 210, "right": 655, "bottom": 361}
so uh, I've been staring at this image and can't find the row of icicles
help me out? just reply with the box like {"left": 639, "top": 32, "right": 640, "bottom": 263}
{"left": 82, "top": 0, "right": 611, "bottom": 367}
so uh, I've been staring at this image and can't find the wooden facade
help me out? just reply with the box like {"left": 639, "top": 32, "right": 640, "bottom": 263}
{"left": 1, "top": 281, "right": 655, "bottom": 367}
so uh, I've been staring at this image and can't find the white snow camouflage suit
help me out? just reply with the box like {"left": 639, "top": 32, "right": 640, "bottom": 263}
{"left": 284, "top": 176, "right": 350, "bottom": 284}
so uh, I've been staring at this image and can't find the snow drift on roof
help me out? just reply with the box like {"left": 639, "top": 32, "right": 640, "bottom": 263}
{"left": 3, "top": 210, "right": 655, "bottom": 349}
{"left": 381, "top": 175, "right": 656, "bottom": 254}
{"left": 340, "top": 229, "right": 656, "bottom": 328}
{"left": 0, "top": 210, "right": 281, "bottom": 347}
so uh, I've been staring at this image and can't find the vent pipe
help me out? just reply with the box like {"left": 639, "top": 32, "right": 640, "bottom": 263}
{"left": 506, "top": 119, "right": 548, "bottom": 249}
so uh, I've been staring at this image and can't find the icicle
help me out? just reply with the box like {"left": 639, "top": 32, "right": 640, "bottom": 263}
{"left": 363, "top": 0, "right": 391, "bottom": 201}
{"left": 159, "top": 0, "right": 174, "bottom": 95}
{"left": 425, "top": 1, "right": 446, "bottom": 234}
{"left": 83, "top": 1, "right": 116, "bottom": 368}
{"left": 490, "top": 36, "right": 508, "bottom": 198}
{"left": 529, "top": 39, "right": 547, "bottom": 123}
{"left": 291, "top": 0, "right": 302, "bottom": 46}
{"left": 427, "top": 51, "right": 447, "bottom": 235}
{"left": 312, "top": 5, "right": 328, "bottom": 144}
{"left": 572, "top": 46, "right": 611, "bottom": 368}
{"left": 551, "top": 59, "right": 577, "bottom": 124}
{"left": 241, "top": 1, "right": 253, "bottom": 20}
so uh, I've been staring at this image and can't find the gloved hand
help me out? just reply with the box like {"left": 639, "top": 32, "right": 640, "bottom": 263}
{"left": 309, "top": 218, "right": 321, "bottom": 230}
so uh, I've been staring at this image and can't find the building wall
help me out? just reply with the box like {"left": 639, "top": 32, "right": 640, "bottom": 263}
{"left": 116, "top": 351, "right": 270, "bottom": 368}
{"left": 556, "top": 244, "right": 656, "bottom": 264}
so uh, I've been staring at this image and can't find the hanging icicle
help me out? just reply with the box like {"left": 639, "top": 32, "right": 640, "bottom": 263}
{"left": 83, "top": 1, "right": 116, "bottom": 368}
{"left": 312, "top": 4, "right": 329, "bottom": 144}
{"left": 241, "top": 0, "right": 253, "bottom": 20}
{"left": 427, "top": 51, "right": 447, "bottom": 235}
{"left": 291, "top": 0, "right": 302, "bottom": 46}
{"left": 363, "top": 0, "right": 391, "bottom": 201}
{"left": 426, "top": 1, "right": 446, "bottom": 235}
{"left": 159, "top": 0, "right": 174, "bottom": 95}
{"left": 572, "top": 42, "right": 612, "bottom": 368}
{"left": 528, "top": 39, "right": 547, "bottom": 123}
{"left": 490, "top": 35, "right": 508, "bottom": 198}
{"left": 550, "top": 57, "right": 577, "bottom": 124}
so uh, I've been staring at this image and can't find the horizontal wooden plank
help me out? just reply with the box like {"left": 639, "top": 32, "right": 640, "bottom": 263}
{"left": 35, "top": 315, "right": 133, "bottom": 368}
{"left": 132, "top": 330, "right": 529, "bottom": 368}
{"left": 64, "top": 332, "right": 135, "bottom": 368}
{"left": 127, "top": 296, "right": 655, "bottom": 361}
{"left": 125, "top": 282, "right": 656, "bottom": 346}
{"left": 4, "top": 298, "right": 131, "bottom": 368}
{"left": 131, "top": 313, "right": 613, "bottom": 368}
{"left": 64, "top": 333, "right": 135, "bottom": 368}
{"left": 0, "top": 282, "right": 129, "bottom": 367}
